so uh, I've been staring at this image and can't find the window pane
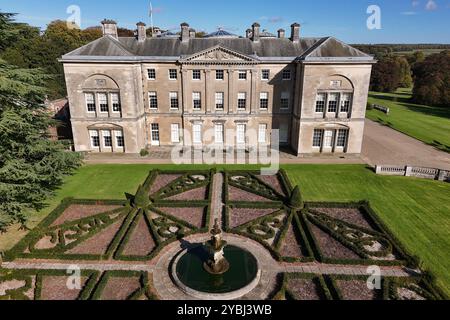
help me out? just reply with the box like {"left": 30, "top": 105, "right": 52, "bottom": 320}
{"left": 215, "top": 92, "right": 224, "bottom": 109}
{"left": 215, "top": 124, "right": 224, "bottom": 144}
{"left": 103, "top": 130, "right": 112, "bottom": 147}
{"left": 328, "top": 93, "right": 339, "bottom": 113}
{"left": 341, "top": 93, "right": 352, "bottom": 113}
{"left": 85, "top": 93, "right": 96, "bottom": 112}
{"left": 260, "top": 92, "right": 269, "bottom": 109}
{"left": 148, "top": 69, "right": 156, "bottom": 80}
{"left": 151, "top": 124, "right": 160, "bottom": 142}
{"left": 238, "top": 92, "right": 246, "bottom": 110}
{"left": 313, "top": 129, "right": 323, "bottom": 147}
{"left": 171, "top": 124, "right": 180, "bottom": 143}
{"left": 149, "top": 92, "right": 158, "bottom": 109}
{"left": 282, "top": 70, "right": 291, "bottom": 80}
{"left": 89, "top": 130, "right": 99, "bottom": 147}
{"left": 236, "top": 124, "right": 246, "bottom": 144}
{"left": 239, "top": 70, "right": 247, "bottom": 80}
{"left": 193, "top": 124, "right": 202, "bottom": 143}
{"left": 193, "top": 70, "right": 201, "bottom": 80}
{"left": 315, "top": 93, "right": 326, "bottom": 113}
{"left": 115, "top": 130, "right": 124, "bottom": 147}
{"left": 98, "top": 93, "right": 108, "bottom": 113}
{"left": 216, "top": 70, "right": 224, "bottom": 80}
{"left": 337, "top": 129, "right": 349, "bottom": 147}
{"left": 170, "top": 92, "right": 179, "bottom": 109}
{"left": 193, "top": 92, "right": 201, "bottom": 109}
{"left": 262, "top": 70, "right": 270, "bottom": 80}
{"left": 169, "top": 69, "right": 177, "bottom": 80}
{"left": 258, "top": 124, "right": 267, "bottom": 143}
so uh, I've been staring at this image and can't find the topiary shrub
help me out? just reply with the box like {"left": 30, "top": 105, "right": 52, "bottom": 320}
{"left": 140, "top": 149, "right": 149, "bottom": 157}
{"left": 288, "top": 186, "right": 304, "bottom": 209}
{"left": 134, "top": 185, "right": 150, "bottom": 209}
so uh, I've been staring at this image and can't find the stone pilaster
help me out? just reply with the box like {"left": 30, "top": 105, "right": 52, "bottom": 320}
{"left": 227, "top": 70, "right": 235, "bottom": 114}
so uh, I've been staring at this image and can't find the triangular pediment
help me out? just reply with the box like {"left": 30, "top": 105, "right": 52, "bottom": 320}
{"left": 181, "top": 45, "right": 259, "bottom": 64}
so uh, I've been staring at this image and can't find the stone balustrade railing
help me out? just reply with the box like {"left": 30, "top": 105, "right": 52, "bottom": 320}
{"left": 375, "top": 165, "right": 449, "bottom": 182}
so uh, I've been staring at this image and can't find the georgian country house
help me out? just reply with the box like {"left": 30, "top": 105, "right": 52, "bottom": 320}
{"left": 60, "top": 20, "right": 375, "bottom": 156}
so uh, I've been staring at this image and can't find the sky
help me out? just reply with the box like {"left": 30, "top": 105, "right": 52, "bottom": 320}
{"left": 1, "top": 0, "right": 450, "bottom": 44}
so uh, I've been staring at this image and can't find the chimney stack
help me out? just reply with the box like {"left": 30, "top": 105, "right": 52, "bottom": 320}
{"left": 137, "top": 22, "right": 146, "bottom": 42}
{"left": 246, "top": 29, "right": 252, "bottom": 38}
{"left": 101, "top": 19, "right": 118, "bottom": 39}
{"left": 189, "top": 28, "right": 196, "bottom": 38}
{"left": 181, "top": 22, "right": 190, "bottom": 42}
{"left": 290, "top": 23, "right": 300, "bottom": 43}
{"left": 278, "top": 29, "right": 285, "bottom": 39}
{"left": 251, "top": 22, "right": 260, "bottom": 42}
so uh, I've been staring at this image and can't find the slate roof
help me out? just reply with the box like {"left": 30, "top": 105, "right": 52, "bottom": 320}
{"left": 61, "top": 34, "right": 375, "bottom": 63}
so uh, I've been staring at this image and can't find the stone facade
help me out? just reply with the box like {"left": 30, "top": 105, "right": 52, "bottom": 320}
{"left": 61, "top": 21, "right": 375, "bottom": 156}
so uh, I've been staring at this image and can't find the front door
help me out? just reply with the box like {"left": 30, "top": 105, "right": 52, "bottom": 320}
{"left": 323, "top": 130, "right": 334, "bottom": 152}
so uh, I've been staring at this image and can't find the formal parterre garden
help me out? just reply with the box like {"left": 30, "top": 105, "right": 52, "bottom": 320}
{"left": 0, "top": 169, "right": 446, "bottom": 300}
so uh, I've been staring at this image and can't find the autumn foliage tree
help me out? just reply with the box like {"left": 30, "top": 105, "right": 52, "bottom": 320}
{"left": 412, "top": 51, "right": 450, "bottom": 107}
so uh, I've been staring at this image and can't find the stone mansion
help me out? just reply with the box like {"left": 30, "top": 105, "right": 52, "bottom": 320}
{"left": 60, "top": 20, "right": 375, "bottom": 156}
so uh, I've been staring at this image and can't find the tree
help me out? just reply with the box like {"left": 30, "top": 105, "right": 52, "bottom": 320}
{"left": 370, "top": 56, "right": 402, "bottom": 92}
{"left": 288, "top": 186, "right": 304, "bottom": 209}
{"left": 397, "top": 56, "right": 413, "bottom": 88}
{"left": 0, "top": 13, "right": 81, "bottom": 232}
{"left": 412, "top": 51, "right": 450, "bottom": 107}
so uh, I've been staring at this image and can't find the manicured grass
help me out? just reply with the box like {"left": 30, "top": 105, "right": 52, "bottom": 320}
{"left": 1, "top": 164, "right": 449, "bottom": 296}
{"left": 367, "top": 88, "right": 450, "bottom": 153}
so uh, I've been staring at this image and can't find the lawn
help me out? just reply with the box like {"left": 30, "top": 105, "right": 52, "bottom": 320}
{"left": 0, "top": 164, "right": 449, "bottom": 296}
{"left": 367, "top": 88, "right": 450, "bottom": 153}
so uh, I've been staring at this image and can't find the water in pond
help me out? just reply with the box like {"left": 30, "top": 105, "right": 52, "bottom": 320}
{"left": 175, "top": 245, "right": 258, "bottom": 294}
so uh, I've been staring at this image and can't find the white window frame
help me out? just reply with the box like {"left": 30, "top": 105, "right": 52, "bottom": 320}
{"left": 114, "top": 130, "right": 124, "bottom": 148}
{"left": 216, "top": 70, "right": 224, "bottom": 81}
{"left": 168, "top": 69, "right": 178, "bottom": 80}
{"left": 98, "top": 93, "right": 109, "bottom": 113}
{"left": 171, "top": 124, "right": 180, "bottom": 144}
{"left": 238, "top": 70, "right": 247, "bottom": 80}
{"left": 327, "top": 93, "right": 339, "bottom": 113}
{"left": 89, "top": 130, "right": 100, "bottom": 149}
{"left": 192, "top": 92, "right": 201, "bottom": 110}
{"left": 102, "top": 130, "right": 112, "bottom": 148}
{"left": 192, "top": 70, "right": 201, "bottom": 80}
{"left": 147, "top": 68, "right": 156, "bottom": 80}
{"left": 258, "top": 124, "right": 267, "bottom": 144}
{"left": 313, "top": 129, "right": 323, "bottom": 148}
{"left": 151, "top": 123, "right": 160, "bottom": 146}
{"left": 85, "top": 93, "right": 96, "bottom": 113}
{"left": 336, "top": 129, "right": 349, "bottom": 148}
{"left": 111, "top": 93, "right": 121, "bottom": 113}
{"left": 237, "top": 92, "right": 247, "bottom": 110}
{"left": 149, "top": 92, "right": 158, "bottom": 110}
{"left": 169, "top": 92, "right": 179, "bottom": 110}
{"left": 192, "top": 124, "right": 202, "bottom": 144}
{"left": 315, "top": 93, "right": 326, "bottom": 113}
{"left": 214, "top": 123, "right": 224, "bottom": 144}
{"left": 261, "top": 70, "right": 270, "bottom": 81}
{"left": 236, "top": 124, "right": 246, "bottom": 145}
{"left": 340, "top": 93, "right": 353, "bottom": 113}
{"left": 215, "top": 92, "right": 224, "bottom": 110}
{"left": 260, "top": 92, "right": 269, "bottom": 110}
{"left": 323, "top": 130, "right": 334, "bottom": 148}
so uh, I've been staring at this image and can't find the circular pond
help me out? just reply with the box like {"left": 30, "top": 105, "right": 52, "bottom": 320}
{"left": 174, "top": 245, "right": 259, "bottom": 295}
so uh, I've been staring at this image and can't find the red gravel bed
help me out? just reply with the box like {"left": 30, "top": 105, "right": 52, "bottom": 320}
{"left": 313, "top": 207, "right": 375, "bottom": 231}
{"left": 256, "top": 175, "right": 286, "bottom": 195}
{"left": 228, "top": 186, "right": 273, "bottom": 202}
{"left": 122, "top": 214, "right": 156, "bottom": 256}
{"left": 100, "top": 276, "right": 141, "bottom": 300}
{"left": 66, "top": 217, "right": 125, "bottom": 255}
{"left": 166, "top": 186, "right": 208, "bottom": 201}
{"left": 287, "top": 278, "right": 323, "bottom": 300}
{"left": 279, "top": 222, "right": 304, "bottom": 258}
{"left": 149, "top": 174, "right": 181, "bottom": 195}
{"left": 40, "top": 276, "right": 88, "bottom": 300}
{"left": 229, "top": 208, "right": 279, "bottom": 229}
{"left": 51, "top": 204, "right": 122, "bottom": 227}
{"left": 308, "top": 222, "right": 360, "bottom": 260}
{"left": 157, "top": 207, "right": 206, "bottom": 228}
{"left": 336, "top": 279, "right": 381, "bottom": 300}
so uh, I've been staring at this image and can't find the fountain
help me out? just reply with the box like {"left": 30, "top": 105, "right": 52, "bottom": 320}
{"left": 203, "top": 219, "right": 230, "bottom": 275}
{"left": 171, "top": 220, "right": 261, "bottom": 299}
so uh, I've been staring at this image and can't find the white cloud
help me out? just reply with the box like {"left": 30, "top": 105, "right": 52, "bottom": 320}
{"left": 425, "top": 0, "right": 438, "bottom": 10}
{"left": 401, "top": 11, "right": 418, "bottom": 15}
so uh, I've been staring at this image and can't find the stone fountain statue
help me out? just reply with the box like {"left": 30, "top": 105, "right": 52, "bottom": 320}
{"left": 203, "top": 219, "right": 230, "bottom": 275}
